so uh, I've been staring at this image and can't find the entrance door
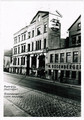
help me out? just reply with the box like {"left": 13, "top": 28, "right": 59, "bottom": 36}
{"left": 78, "top": 71, "right": 81, "bottom": 85}
{"left": 55, "top": 70, "right": 58, "bottom": 81}
{"left": 26, "top": 55, "right": 30, "bottom": 75}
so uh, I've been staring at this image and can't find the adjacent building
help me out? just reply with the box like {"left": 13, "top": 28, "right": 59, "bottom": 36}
{"left": 4, "top": 49, "right": 12, "bottom": 72}
{"left": 46, "top": 15, "right": 81, "bottom": 85}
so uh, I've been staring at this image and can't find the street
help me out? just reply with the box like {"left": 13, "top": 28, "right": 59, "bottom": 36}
{"left": 4, "top": 72, "right": 81, "bottom": 101}
{"left": 3, "top": 72, "right": 81, "bottom": 117}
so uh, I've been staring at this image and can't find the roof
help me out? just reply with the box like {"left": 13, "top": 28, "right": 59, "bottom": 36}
{"left": 68, "top": 15, "right": 81, "bottom": 30}
{"left": 30, "top": 10, "right": 62, "bottom": 24}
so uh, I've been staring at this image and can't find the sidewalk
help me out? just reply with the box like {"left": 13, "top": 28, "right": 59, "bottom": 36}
{"left": 4, "top": 98, "right": 31, "bottom": 117}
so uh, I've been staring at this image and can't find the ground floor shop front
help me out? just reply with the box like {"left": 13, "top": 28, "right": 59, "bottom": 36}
{"left": 9, "top": 52, "right": 47, "bottom": 78}
{"left": 46, "top": 63, "right": 81, "bottom": 85}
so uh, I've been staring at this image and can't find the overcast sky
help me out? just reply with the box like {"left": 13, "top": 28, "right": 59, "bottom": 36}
{"left": 1, "top": 0, "right": 83, "bottom": 50}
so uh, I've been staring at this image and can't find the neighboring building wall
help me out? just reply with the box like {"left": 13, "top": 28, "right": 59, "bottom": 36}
{"left": 69, "top": 15, "right": 81, "bottom": 47}
{"left": 46, "top": 46, "right": 81, "bottom": 85}
{"left": 46, "top": 15, "right": 81, "bottom": 85}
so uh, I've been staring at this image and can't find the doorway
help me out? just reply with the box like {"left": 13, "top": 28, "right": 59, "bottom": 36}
{"left": 26, "top": 55, "right": 30, "bottom": 75}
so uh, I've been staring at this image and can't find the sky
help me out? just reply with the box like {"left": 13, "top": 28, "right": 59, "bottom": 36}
{"left": 1, "top": 0, "right": 83, "bottom": 50}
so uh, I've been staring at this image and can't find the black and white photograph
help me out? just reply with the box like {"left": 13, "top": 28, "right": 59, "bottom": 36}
{"left": 1, "top": 0, "right": 84, "bottom": 118}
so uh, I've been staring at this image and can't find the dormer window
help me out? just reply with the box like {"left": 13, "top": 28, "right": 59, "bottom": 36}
{"left": 77, "top": 23, "right": 81, "bottom": 30}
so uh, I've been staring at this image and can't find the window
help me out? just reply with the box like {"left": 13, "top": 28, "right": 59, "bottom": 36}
{"left": 38, "top": 41, "right": 39, "bottom": 50}
{"left": 21, "top": 57, "right": 25, "bottom": 65}
{"left": 72, "top": 36, "right": 76, "bottom": 44}
{"left": 77, "top": 23, "right": 81, "bottom": 30}
{"left": 13, "top": 58, "right": 17, "bottom": 65}
{"left": 60, "top": 53, "right": 64, "bottom": 63}
{"left": 24, "top": 33, "right": 26, "bottom": 40}
{"left": 66, "top": 71, "right": 70, "bottom": 78}
{"left": 22, "top": 34, "right": 23, "bottom": 41}
{"left": 10, "top": 57, "right": 12, "bottom": 63}
{"left": 18, "top": 58, "right": 19, "bottom": 65}
{"left": 24, "top": 45, "right": 26, "bottom": 52}
{"left": 28, "top": 32, "right": 31, "bottom": 39}
{"left": 18, "top": 46, "right": 20, "bottom": 54}
{"left": 50, "top": 54, "right": 53, "bottom": 63}
{"left": 44, "top": 24, "right": 47, "bottom": 33}
{"left": 55, "top": 54, "right": 58, "bottom": 63}
{"left": 66, "top": 52, "right": 71, "bottom": 63}
{"left": 21, "top": 46, "right": 23, "bottom": 53}
{"left": 36, "top": 40, "right": 41, "bottom": 50}
{"left": 14, "top": 37, "right": 17, "bottom": 44}
{"left": 32, "top": 30, "right": 34, "bottom": 37}
{"left": 72, "top": 71, "right": 76, "bottom": 79}
{"left": 37, "top": 27, "right": 41, "bottom": 35}
{"left": 21, "top": 44, "right": 26, "bottom": 53}
{"left": 28, "top": 44, "right": 30, "bottom": 52}
{"left": 32, "top": 56, "right": 36, "bottom": 68}
{"left": 44, "top": 39, "right": 46, "bottom": 49}
{"left": 18, "top": 35, "right": 20, "bottom": 42}
{"left": 14, "top": 48, "right": 17, "bottom": 54}
{"left": 32, "top": 42, "right": 34, "bottom": 51}
{"left": 77, "top": 35, "right": 81, "bottom": 44}
{"left": 36, "top": 41, "right": 37, "bottom": 50}
{"left": 39, "top": 40, "right": 41, "bottom": 49}
{"left": 73, "top": 51, "right": 78, "bottom": 62}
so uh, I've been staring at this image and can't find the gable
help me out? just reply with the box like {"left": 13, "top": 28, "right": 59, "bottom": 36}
{"left": 68, "top": 15, "right": 81, "bottom": 31}
{"left": 30, "top": 11, "right": 49, "bottom": 24}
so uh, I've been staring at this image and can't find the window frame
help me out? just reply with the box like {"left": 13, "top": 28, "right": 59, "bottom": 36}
{"left": 44, "top": 39, "right": 46, "bottom": 49}
{"left": 66, "top": 52, "right": 71, "bottom": 63}
{"left": 55, "top": 54, "right": 58, "bottom": 63}
{"left": 73, "top": 51, "right": 78, "bottom": 63}
{"left": 32, "top": 30, "right": 34, "bottom": 38}
{"left": 50, "top": 54, "right": 53, "bottom": 63}
{"left": 28, "top": 32, "right": 31, "bottom": 39}
{"left": 60, "top": 53, "right": 64, "bottom": 63}
{"left": 28, "top": 44, "right": 30, "bottom": 52}
{"left": 37, "top": 27, "right": 41, "bottom": 36}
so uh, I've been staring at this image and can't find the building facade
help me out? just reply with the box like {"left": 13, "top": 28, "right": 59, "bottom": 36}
{"left": 10, "top": 11, "right": 61, "bottom": 77}
{"left": 46, "top": 15, "right": 81, "bottom": 85}
{"left": 10, "top": 11, "right": 81, "bottom": 85}
{"left": 4, "top": 49, "right": 12, "bottom": 72}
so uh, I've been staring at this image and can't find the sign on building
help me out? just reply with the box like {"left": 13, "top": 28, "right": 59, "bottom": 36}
{"left": 49, "top": 12, "right": 61, "bottom": 31}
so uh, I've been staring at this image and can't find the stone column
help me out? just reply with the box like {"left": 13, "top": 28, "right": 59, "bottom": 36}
{"left": 36, "top": 56, "right": 39, "bottom": 68}
{"left": 30, "top": 56, "right": 32, "bottom": 68}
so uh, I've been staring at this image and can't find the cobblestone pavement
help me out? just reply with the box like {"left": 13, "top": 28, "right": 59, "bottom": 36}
{"left": 4, "top": 82, "right": 81, "bottom": 117}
